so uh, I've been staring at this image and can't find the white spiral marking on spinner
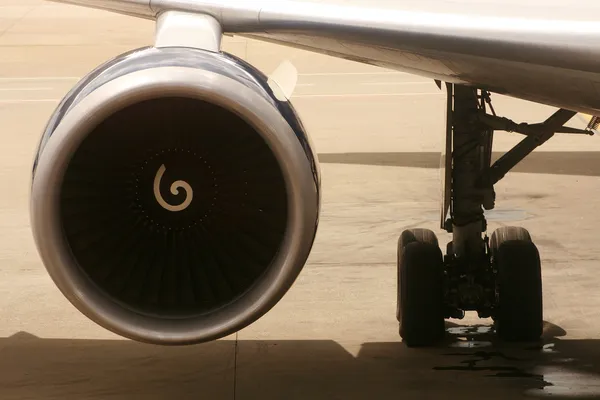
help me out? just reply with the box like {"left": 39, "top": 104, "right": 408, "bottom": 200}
{"left": 153, "top": 164, "right": 194, "bottom": 212}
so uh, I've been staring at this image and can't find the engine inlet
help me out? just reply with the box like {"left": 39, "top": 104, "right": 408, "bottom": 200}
{"left": 60, "top": 97, "right": 288, "bottom": 317}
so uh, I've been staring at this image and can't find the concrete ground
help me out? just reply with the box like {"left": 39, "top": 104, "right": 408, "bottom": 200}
{"left": 2, "top": 1, "right": 600, "bottom": 399}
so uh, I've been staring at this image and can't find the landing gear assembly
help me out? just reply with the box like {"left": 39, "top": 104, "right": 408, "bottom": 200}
{"left": 397, "top": 84, "right": 594, "bottom": 347}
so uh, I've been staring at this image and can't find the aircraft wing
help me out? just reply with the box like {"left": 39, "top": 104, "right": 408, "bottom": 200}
{"left": 48, "top": 0, "right": 600, "bottom": 116}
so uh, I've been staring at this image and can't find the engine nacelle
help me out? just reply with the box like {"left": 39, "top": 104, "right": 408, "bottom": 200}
{"left": 30, "top": 47, "right": 321, "bottom": 345}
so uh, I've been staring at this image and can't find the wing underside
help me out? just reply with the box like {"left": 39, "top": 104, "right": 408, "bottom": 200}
{"left": 49, "top": 0, "right": 600, "bottom": 115}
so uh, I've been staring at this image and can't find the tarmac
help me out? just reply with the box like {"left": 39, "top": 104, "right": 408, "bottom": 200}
{"left": 2, "top": 1, "right": 600, "bottom": 399}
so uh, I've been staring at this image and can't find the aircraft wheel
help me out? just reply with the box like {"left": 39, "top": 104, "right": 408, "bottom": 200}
{"left": 491, "top": 226, "right": 543, "bottom": 342}
{"left": 397, "top": 228, "right": 445, "bottom": 347}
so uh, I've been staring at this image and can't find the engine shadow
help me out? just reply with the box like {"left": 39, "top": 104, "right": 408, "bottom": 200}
{"left": 1, "top": 321, "right": 599, "bottom": 400}
{"left": 318, "top": 151, "right": 600, "bottom": 177}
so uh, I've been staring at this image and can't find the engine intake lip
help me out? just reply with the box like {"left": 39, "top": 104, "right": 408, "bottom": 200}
{"left": 31, "top": 66, "right": 318, "bottom": 345}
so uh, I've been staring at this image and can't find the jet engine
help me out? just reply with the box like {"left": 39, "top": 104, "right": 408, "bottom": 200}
{"left": 30, "top": 47, "right": 321, "bottom": 345}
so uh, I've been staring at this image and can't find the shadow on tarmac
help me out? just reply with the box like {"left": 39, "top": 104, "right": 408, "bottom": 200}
{"left": 1, "top": 321, "right": 599, "bottom": 399}
{"left": 319, "top": 151, "right": 600, "bottom": 177}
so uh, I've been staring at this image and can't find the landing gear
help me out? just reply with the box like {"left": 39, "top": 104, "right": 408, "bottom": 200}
{"left": 397, "top": 83, "right": 591, "bottom": 346}
{"left": 491, "top": 226, "right": 543, "bottom": 342}
{"left": 397, "top": 229, "right": 445, "bottom": 347}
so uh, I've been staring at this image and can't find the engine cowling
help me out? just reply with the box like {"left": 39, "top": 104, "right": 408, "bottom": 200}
{"left": 30, "top": 47, "right": 321, "bottom": 345}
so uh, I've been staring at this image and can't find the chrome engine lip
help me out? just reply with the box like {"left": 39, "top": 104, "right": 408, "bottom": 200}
{"left": 30, "top": 65, "right": 319, "bottom": 345}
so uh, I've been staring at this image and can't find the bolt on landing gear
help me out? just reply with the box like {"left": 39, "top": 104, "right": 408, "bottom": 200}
{"left": 397, "top": 84, "right": 590, "bottom": 347}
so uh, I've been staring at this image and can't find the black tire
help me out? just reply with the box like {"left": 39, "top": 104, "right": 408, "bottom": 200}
{"left": 397, "top": 228, "right": 445, "bottom": 347}
{"left": 491, "top": 226, "right": 543, "bottom": 342}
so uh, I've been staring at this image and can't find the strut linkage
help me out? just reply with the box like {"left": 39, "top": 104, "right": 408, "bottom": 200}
{"left": 475, "top": 107, "right": 583, "bottom": 188}
{"left": 476, "top": 112, "right": 594, "bottom": 137}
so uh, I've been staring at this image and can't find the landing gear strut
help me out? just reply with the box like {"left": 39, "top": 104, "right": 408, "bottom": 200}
{"left": 397, "top": 83, "right": 591, "bottom": 347}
